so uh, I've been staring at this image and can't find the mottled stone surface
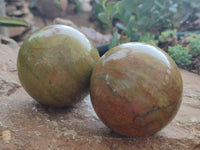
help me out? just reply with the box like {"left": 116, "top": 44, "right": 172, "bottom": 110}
{"left": 90, "top": 43, "right": 183, "bottom": 137}
{"left": 17, "top": 25, "right": 99, "bottom": 107}
{"left": 0, "top": 38, "right": 200, "bottom": 150}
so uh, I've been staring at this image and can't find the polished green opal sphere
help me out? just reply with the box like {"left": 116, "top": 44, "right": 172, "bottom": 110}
{"left": 90, "top": 42, "right": 183, "bottom": 137}
{"left": 17, "top": 25, "right": 99, "bottom": 107}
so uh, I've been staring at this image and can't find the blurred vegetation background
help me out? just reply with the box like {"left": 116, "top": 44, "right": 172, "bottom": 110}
{"left": 0, "top": 0, "right": 200, "bottom": 74}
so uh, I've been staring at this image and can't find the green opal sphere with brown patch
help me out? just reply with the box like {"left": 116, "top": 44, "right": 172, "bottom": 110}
{"left": 90, "top": 42, "right": 183, "bottom": 137}
{"left": 17, "top": 25, "right": 99, "bottom": 107}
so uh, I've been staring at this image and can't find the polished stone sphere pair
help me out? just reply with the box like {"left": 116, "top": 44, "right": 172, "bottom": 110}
{"left": 17, "top": 25, "right": 182, "bottom": 137}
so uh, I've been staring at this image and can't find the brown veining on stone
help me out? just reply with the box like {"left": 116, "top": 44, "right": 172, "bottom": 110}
{"left": 90, "top": 43, "right": 183, "bottom": 137}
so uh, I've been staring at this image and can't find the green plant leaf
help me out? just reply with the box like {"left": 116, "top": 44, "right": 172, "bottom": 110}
{"left": 188, "top": 38, "right": 200, "bottom": 57}
{"left": 168, "top": 45, "right": 192, "bottom": 66}
{"left": 158, "top": 29, "right": 177, "bottom": 42}
{"left": 125, "top": 27, "right": 134, "bottom": 39}
{"left": 98, "top": 12, "right": 110, "bottom": 25}
{"left": 122, "top": 11, "right": 131, "bottom": 25}
{"left": 120, "top": 0, "right": 137, "bottom": 13}
{"left": 138, "top": 0, "right": 154, "bottom": 14}
{"left": 139, "top": 33, "right": 158, "bottom": 46}
{"left": 154, "top": 0, "right": 163, "bottom": 8}
{"left": 75, "top": 0, "right": 82, "bottom": 12}
{"left": 106, "top": 2, "right": 116, "bottom": 16}
{"left": 138, "top": 16, "right": 147, "bottom": 26}
{"left": 97, "top": 0, "right": 107, "bottom": 7}
{"left": 0, "top": 16, "right": 29, "bottom": 27}
{"left": 116, "top": 23, "right": 127, "bottom": 31}
{"left": 116, "top": 2, "right": 124, "bottom": 15}
{"left": 94, "top": 0, "right": 101, "bottom": 5}
{"left": 128, "top": 16, "right": 135, "bottom": 25}
{"left": 109, "top": 30, "right": 118, "bottom": 49}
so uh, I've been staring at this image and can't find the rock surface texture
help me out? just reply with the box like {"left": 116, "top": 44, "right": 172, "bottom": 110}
{"left": 53, "top": 18, "right": 112, "bottom": 46}
{"left": 0, "top": 38, "right": 200, "bottom": 150}
{"left": 6, "top": 0, "right": 33, "bottom": 39}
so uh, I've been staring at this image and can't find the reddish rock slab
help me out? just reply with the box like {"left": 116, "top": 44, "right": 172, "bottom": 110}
{"left": 0, "top": 36, "right": 20, "bottom": 97}
{"left": 53, "top": 18, "right": 112, "bottom": 46}
{"left": 0, "top": 40, "right": 200, "bottom": 149}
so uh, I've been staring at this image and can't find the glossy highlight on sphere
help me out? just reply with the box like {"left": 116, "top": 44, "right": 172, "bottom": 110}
{"left": 90, "top": 42, "right": 183, "bottom": 137}
{"left": 17, "top": 25, "right": 99, "bottom": 107}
